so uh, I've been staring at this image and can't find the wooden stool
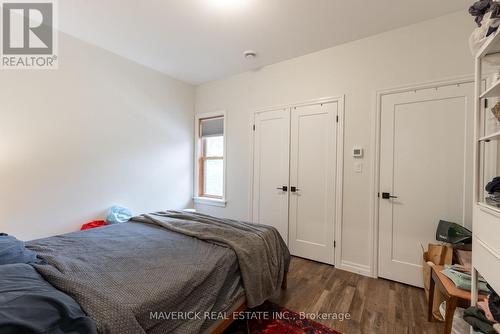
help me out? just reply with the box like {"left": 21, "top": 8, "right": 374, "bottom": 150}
{"left": 428, "top": 265, "right": 487, "bottom": 334}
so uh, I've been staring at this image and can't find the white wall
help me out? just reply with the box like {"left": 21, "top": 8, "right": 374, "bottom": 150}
{"left": 194, "top": 11, "right": 475, "bottom": 276}
{"left": 0, "top": 32, "right": 195, "bottom": 240}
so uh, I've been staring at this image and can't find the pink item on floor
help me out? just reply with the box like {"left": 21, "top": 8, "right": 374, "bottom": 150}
{"left": 478, "top": 299, "right": 495, "bottom": 322}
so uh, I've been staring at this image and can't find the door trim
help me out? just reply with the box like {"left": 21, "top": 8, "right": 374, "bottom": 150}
{"left": 370, "top": 75, "right": 474, "bottom": 278}
{"left": 248, "top": 95, "right": 344, "bottom": 267}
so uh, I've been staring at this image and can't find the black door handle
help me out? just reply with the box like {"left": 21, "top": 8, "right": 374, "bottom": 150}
{"left": 381, "top": 192, "right": 398, "bottom": 199}
{"left": 276, "top": 186, "right": 288, "bottom": 191}
{"left": 290, "top": 186, "right": 299, "bottom": 193}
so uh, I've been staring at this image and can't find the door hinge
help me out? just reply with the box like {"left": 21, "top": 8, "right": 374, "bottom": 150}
{"left": 253, "top": 124, "right": 255, "bottom": 131}
{"left": 336, "top": 115, "right": 339, "bottom": 123}
{"left": 334, "top": 240, "right": 336, "bottom": 248}
{"left": 485, "top": 99, "right": 488, "bottom": 108}
{"left": 377, "top": 192, "right": 380, "bottom": 198}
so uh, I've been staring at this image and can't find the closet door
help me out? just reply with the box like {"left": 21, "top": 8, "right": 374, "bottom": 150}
{"left": 289, "top": 102, "right": 337, "bottom": 264}
{"left": 252, "top": 108, "right": 290, "bottom": 243}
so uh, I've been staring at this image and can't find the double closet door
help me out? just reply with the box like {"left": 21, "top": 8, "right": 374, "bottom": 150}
{"left": 252, "top": 101, "right": 338, "bottom": 265}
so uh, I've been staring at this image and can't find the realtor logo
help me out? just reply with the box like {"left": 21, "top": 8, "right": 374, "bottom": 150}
{"left": 1, "top": 0, "right": 58, "bottom": 69}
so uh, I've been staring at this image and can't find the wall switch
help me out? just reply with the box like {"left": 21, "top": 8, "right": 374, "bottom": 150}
{"left": 354, "top": 162, "right": 363, "bottom": 173}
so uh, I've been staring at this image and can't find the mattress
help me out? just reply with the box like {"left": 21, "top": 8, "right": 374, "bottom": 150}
{"left": 27, "top": 222, "right": 245, "bottom": 334}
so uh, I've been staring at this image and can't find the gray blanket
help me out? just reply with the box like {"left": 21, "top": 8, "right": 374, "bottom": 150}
{"left": 131, "top": 211, "right": 290, "bottom": 307}
{"left": 26, "top": 211, "right": 289, "bottom": 334}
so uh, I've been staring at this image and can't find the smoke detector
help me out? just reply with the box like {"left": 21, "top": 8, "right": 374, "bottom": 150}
{"left": 243, "top": 50, "right": 257, "bottom": 59}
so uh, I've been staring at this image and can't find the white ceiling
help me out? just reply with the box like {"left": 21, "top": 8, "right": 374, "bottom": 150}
{"left": 58, "top": 0, "right": 471, "bottom": 84}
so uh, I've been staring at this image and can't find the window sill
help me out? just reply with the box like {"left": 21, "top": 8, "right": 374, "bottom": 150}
{"left": 193, "top": 197, "right": 227, "bottom": 207}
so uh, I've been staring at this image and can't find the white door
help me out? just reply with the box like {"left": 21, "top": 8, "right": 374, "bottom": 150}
{"left": 288, "top": 103, "right": 337, "bottom": 264}
{"left": 252, "top": 108, "right": 290, "bottom": 243}
{"left": 378, "top": 82, "right": 474, "bottom": 287}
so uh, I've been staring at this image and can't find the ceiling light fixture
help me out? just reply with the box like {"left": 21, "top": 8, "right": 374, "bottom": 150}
{"left": 207, "top": 0, "right": 251, "bottom": 12}
{"left": 243, "top": 50, "right": 257, "bottom": 59}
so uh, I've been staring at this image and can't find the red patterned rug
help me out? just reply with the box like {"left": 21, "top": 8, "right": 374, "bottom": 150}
{"left": 223, "top": 302, "right": 342, "bottom": 334}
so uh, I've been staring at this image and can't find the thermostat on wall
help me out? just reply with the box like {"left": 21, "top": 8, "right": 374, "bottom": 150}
{"left": 353, "top": 146, "right": 363, "bottom": 158}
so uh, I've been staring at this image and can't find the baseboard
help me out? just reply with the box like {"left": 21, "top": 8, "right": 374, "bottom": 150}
{"left": 338, "top": 260, "right": 373, "bottom": 278}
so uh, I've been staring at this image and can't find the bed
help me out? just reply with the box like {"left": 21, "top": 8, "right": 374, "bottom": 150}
{"left": 12, "top": 211, "right": 290, "bottom": 334}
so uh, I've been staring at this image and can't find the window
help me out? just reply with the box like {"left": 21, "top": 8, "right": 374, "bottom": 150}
{"left": 195, "top": 113, "right": 226, "bottom": 205}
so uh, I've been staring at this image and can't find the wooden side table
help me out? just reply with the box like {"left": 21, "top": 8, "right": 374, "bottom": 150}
{"left": 428, "top": 265, "right": 487, "bottom": 334}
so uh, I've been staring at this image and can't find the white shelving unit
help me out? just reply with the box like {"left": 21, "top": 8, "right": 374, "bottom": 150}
{"left": 471, "top": 28, "right": 500, "bottom": 325}
{"left": 476, "top": 27, "right": 500, "bottom": 58}
{"left": 480, "top": 79, "right": 500, "bottom": 99}
{"left": 478, "top": 130, "right": 500, "bottom": 142}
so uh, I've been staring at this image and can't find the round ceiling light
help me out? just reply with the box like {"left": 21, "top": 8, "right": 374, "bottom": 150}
{"left": 208, "top": 0, "right": 251, "bottom": 11}
{"left": 244, "top": 50, "right": 257, "bottom": 59}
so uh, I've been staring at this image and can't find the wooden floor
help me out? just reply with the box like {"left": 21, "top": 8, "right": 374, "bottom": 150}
{"left": 269, "top": 257, "right": 444, "bottom": 334}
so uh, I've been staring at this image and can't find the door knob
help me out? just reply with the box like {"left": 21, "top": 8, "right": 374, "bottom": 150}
{"left": 276, "top": 186, "right": 288, "bottom": 191}
{"left": 381, "top": 192, "right": 398, "bottom": 199}
{"left": 290, "top": 186, "right": 300, "bottom": 193}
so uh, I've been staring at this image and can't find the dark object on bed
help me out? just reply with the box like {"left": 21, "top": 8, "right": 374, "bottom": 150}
{"left": 0, "top": 263, "right": 97, "bottom": 334}
{"left": 0, "top": 234, "right": 38, "bottom": 265}
{"left": 80, "top": 220, "right": 107, "bottom": 230}
{"left": 27, "top": 211, "right": 290, "bottom": 334}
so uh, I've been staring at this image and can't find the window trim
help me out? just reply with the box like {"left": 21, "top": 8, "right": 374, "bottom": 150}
{"left": 194, "top": 111, "right": 227, "bottom": 207}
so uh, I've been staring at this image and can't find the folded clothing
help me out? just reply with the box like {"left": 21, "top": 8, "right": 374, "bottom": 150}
{"left": 0, "top": 234, "right": 38, "bottom": 265}
{"left": 441, "top": 267, "right": 490, "bottom": 293}
{"left": 489, "top": 285, "right": 500, "bottom": 322}
{"left": 470, "top": 0, "right": 493, "bottom": 26}
{"left": 469, "top": 4, "right": 500, "bottom": 63}
{"left": 464, "top": 307, "right": 497, "bottom": 334}
{"left": 0, "top": 263, "right": 96, "bottom": 334}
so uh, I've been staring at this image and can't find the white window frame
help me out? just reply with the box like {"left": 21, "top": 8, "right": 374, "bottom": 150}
{"left": 194, "top": 111, "right": 227, "bottom": 207}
